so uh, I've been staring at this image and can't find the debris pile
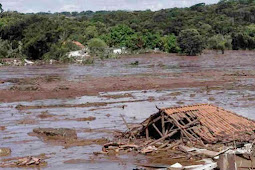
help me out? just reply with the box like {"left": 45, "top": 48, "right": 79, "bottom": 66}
{"left": 129, "top": 104, "right": 255, "bottom": 144}
{"left": 33, "top": 128, "right": 78, "bottom": 139}
{"left": 31, "top": 128, "right": 109, "bottom": 148}
{"left": 101, "top": 104, "right": 255, "bottom": 169}
{"left": 0, "top": 156, "right": 47, "bottom": 168}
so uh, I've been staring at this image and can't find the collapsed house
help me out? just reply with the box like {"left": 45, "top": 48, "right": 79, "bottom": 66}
{"left": 130, "top": 104, "right": 255, "bottom": 144}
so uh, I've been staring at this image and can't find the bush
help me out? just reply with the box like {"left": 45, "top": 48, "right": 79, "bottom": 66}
{"left": 177, "top": 29, "right": 204, "bottom": 56}
{"left": 88, "top": 38, "right": 107, "bottom": 49}
{"left": 43, "top": 41, "right": 80, "bottom": 61}
{"left": 88, "top": 38, "right": 108, "bottom": 57}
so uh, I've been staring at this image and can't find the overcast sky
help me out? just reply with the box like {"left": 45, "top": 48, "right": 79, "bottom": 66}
{"left": 1, "top": 0, "right": 219, "bottom": 13}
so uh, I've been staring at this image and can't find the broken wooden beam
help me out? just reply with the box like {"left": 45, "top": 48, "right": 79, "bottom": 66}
{"left": 146, "top": 127, "right": 149, "bottom": 140}
{"left": 161, "top": 112, "right": 165, "bottom": 135}
{"left": 120, "top": 114, "right": 136, "bottom": 139}
{"left": 146, "top": 129, "right": 178, "bottom": 147}
{"left": 152, "top": 123, "right": 163, "bottom": 137}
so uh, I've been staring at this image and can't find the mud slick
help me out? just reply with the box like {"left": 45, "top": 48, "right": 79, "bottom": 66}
{"left": 3, "top": 51, "right": 255, "bottom": 169}
{"left": 30, "top": 128, "right": 109, "bottom": 148}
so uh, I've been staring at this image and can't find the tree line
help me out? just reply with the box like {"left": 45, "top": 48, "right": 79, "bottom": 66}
{"left": 1, "top": 0, "right": 255, "bottom": 61}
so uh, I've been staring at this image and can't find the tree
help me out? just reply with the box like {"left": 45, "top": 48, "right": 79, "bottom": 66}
{"left": 208, "top": 34, "right": 232, "bottom": 54}
{"left": 108, "top": 24, "right": 134, "bottom": 47}
{"left": 160, "top": 34, "right": 180, "bottom": 53}
{"left": 231, "top": 25, "right": 255, "bottom": 50}
{"left": 143, "top": 31, "right": 161, "bottom": 49}
{"left": 0, "top": 3, "right": 3, "bottom": 13}
{"left": 126, "top": 33, "right": 145, "bottom": 50}
{"left": 177, "top": 29, "right": 204, "bottom": 56}
{"left": 85, "top": 26, "right": 98, "bottom": 40}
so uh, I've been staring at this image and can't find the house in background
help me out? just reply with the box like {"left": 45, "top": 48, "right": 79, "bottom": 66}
{"left": 67, "top": 41, "right": 90, "bottom": 64}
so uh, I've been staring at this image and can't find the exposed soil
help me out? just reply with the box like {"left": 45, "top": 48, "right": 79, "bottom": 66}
{"left": 0, "top": 76, "right": 228, "bottom": 103}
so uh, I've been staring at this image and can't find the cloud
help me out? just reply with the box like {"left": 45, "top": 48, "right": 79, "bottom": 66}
{"left": 60, "top": 4, "right": 81, "bottom": 12}
{"left": 1, "top": 0, "right": 219, "bottom": 13}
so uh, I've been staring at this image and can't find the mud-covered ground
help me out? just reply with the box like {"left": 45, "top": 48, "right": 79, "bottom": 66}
{"left": 1, "top": 50, "right": 255, "bottom": 169}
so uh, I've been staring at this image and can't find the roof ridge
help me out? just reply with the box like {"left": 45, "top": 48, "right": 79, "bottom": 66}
{"left": 161, "top": 103, "right": 255, "bottom": 123}
{"left": 161, "top": 103, "right": 213, "bottom": 110}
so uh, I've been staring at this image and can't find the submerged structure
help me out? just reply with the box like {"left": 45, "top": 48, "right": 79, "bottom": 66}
{"left": 131, "top": 104, "right": 255, "bottom": 144}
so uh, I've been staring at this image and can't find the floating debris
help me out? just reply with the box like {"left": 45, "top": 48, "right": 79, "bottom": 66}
{"left": 33, "top": 128, "right": 78, "bottom": 139}
{"left": 0, "top": 156, "right": 47, "bottom": 168}
{"left": 0, "top": 148, "right": 11, "bottom": 157}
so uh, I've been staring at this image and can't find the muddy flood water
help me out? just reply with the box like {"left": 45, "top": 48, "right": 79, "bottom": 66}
{"left": 1, "top": 51, "right": 255, "bottom": 169}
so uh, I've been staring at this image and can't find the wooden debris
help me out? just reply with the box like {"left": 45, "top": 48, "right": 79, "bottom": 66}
{"left": 140, "top": 146, "right": 157, "bottom": 154}
{"left": 178, "top": 145, "right": 219, "bottom": 158}
{"left": 120, "top": 114, "right": 136, "bottom": 139}
{"left": 0, "top": 156, "right": 46, "bottom": 168}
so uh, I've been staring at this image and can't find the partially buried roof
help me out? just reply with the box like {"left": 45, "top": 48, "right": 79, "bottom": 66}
{"left": 137, "top": 104, "right": 255, "bottom": 144}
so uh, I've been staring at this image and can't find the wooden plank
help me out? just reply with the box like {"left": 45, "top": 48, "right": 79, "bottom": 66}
{"left": 158, "top": 141, "right": 169, "bottom": 149}
{"left": 146, "top": 127, "right": 149, "bottom": 140}
{"left": 161, "top": 140, "right": 182, "bottom": 150}
{"left": 166, "top": 117, "right": 194, "bottom": 140}
{"left": 161, "top": 113, "right": 165, "bottom": 135}
{"left": 152, "top": 123, "right": 163, "bottom": 137}
{"left": 146, "top": 129, "right": 178, "bottom": 147}
{"left": 120, "top": 114, "right": 136, "bottom": 139}
{"left": 169, "top": 115, "right": 198, "bottom": 138}
{"left": 145, "top": 116, "right": 161, "bottom": 128}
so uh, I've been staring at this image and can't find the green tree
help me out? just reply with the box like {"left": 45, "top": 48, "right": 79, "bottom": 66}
{"left": 85, "top": 26, "right": 98, "bottom": 40}
{"left": 0, "top": 38, "right": 11, "bottom": 59}
{"left": 143, "top": 31, "right": 161, "bottom": 49}
{"left": 231, "top": 25, "right": 255, "bottom": 50}
{"left": 160, "top": 34, "right": 180, "bottom": 53}
{"left": 0, "top": 3, "right": 3, "bottom": 13}
{"left": 108, "top": 24, "right": 134, "bottom": 47}
{"left": 126, "top": 33, "right": 145, "bottom": 50}
{"left": 177, "top": 29, "right": 204, "bottom": 56}
{"left": 208, "top": 34, "right": 232, "bottom": 54}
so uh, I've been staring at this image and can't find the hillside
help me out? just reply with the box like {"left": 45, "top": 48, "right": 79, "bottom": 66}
{"left": 1, "top": 0, "right": 255, "bottom": 60}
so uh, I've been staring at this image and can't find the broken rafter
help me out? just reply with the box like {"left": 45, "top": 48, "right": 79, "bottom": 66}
{"left": 120, "top": 114, "right": 136, "bottom": 139}
{"left": 152, "top": 123, "right": 163, "bottom": 137}
{"left": 146, "top": 129, "right": 178, "bottom": 147}
{"left": 145, "top": 116, "right": 161, "bottom": 128}
{"left": 146, "top": 127, "right": 149, "bottom": 140}
{"left": 167, "top": 116, "right": 196, "bottom": 141}
{"left": 161, "top": 112, "right": 165, "bottom": 136}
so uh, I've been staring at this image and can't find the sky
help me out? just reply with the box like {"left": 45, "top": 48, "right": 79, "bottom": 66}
{"left": 1, "top": 0, "right": 219, "bottom": 13}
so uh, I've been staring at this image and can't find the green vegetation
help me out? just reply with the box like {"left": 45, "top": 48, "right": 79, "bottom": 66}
{"left": 2, "top": 0, "right": 255, "bottom": 61}
{"left": 0, "top": 3, "right": 3, "bottom": 13}
{"left": 178, "top": 29, "right": 204, "bottom": 56}
{"left": 208, "top": 34, "right": 232, "bottom": 54}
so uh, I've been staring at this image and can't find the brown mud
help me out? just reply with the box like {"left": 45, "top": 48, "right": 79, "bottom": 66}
{"left": 2, "top": 50, "right": 255, "bottom": 102}
{"left": 2, "top": 51, "right": 255, "bottom": 169}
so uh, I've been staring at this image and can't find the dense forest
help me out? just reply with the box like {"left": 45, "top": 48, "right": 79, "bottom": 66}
{"left": 1, "top": 0, "right": 255, "bottom": 61}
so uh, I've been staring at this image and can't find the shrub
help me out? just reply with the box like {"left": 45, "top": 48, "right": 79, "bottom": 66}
{"left": 88, "top": 38, "right": 108, "bottom": 57}
{"left": 88, "top": 38, "right": 107, "bottom": 49}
